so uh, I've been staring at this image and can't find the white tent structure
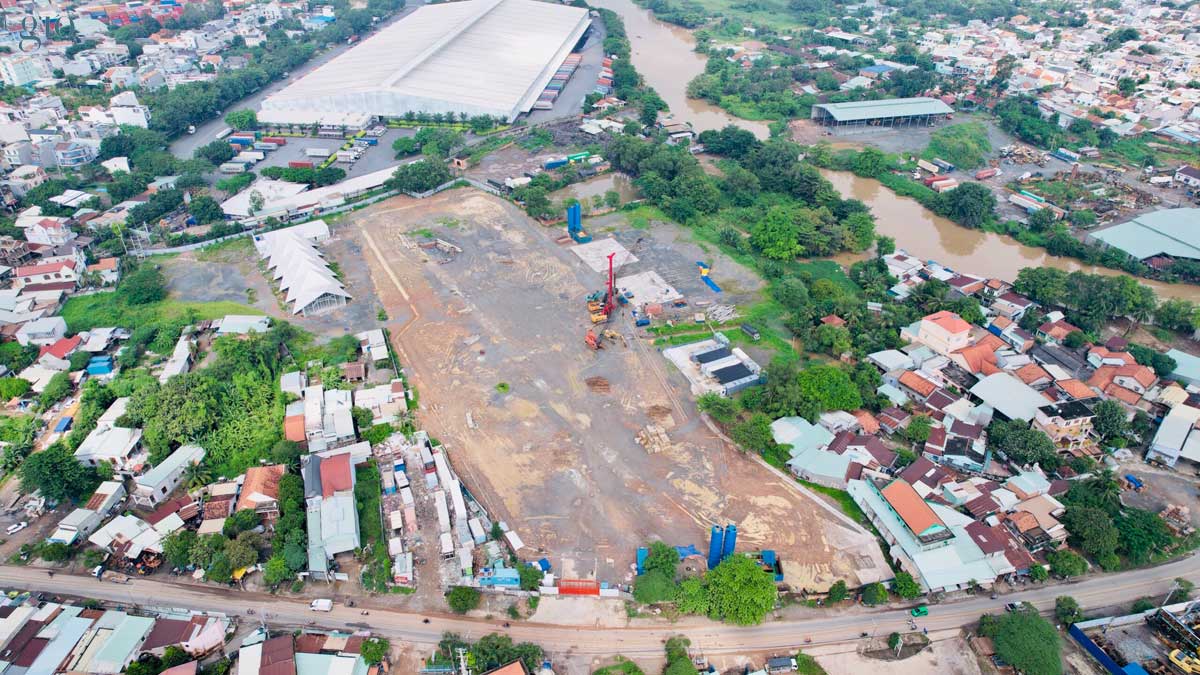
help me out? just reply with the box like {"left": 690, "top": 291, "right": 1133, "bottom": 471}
{"left": 259, "top": 0, "right": 591, "bottom": 122}
{"left": 254, "top": 222, "right": 350, "bottom": 316}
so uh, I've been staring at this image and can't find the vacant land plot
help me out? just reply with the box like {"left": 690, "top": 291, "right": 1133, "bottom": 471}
{"left": 348, "top": 189, "right": 890, "bottom": 589}
{"left": 813, "top": 634, "right": 983, "bottom": 675}
{"left": 160, "top": 229, "right": 381, "bottom": 338}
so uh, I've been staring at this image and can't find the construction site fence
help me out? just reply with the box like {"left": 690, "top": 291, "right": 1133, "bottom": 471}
{"left": 1068, "top": 624, "right": 1125, "bottom": 675}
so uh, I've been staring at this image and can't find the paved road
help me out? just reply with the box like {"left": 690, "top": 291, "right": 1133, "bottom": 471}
{"left": 4, "top": 555, "right": 1199, "bottom": 657}
{"left": 167, "top": 3, "right": 423, "bottom": 160}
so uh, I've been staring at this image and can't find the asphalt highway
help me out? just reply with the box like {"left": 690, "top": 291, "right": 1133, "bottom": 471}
{"left": 3, "top": 555, "right": 1200, "bottom": 657}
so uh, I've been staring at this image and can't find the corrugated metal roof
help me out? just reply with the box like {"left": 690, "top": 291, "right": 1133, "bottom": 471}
{"left": 1092, "top": 208, "right": 1200, "bottom": 260}
{"left": 813, "top": 96, "right": 953, "bottom": 122}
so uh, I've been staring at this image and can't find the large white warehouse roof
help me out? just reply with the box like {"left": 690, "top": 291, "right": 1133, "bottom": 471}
{"left": 260, "top": 0, "right": 590, "bottom": 122}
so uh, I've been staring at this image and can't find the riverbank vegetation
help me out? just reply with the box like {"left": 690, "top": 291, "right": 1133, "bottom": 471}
{"left": 803, "top": 142, "right": 1200, "bottom": 285}
{"left": 921, "top": 122, "right": 991, "bottom": 170}
{"left": 593, "top": 7, "right": 669, "bottom": 126}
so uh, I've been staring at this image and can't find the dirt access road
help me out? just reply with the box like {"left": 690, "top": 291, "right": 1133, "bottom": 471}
{"left": 346, "top": 189, "right": 889, "bottom": 589}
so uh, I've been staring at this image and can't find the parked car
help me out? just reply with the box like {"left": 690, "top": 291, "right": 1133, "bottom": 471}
{"left": 5, "top": 522, "right": 28, "bottom": 535}
{"left": 1005, "top": 602, "right": 1022, "bottom": 613}
{"left": 910, "top": 605, "right": 929, "bottom": 617}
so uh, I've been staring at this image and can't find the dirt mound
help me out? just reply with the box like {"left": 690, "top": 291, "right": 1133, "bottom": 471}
{"left": 585, "top": 376, "right": 611, "bottom": 393}
{"left": 647, "top": 404, "right": 673, "bottom": 420}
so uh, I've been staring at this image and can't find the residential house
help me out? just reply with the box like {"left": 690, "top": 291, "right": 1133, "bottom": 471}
{"left": 1087, "top": 346, "right": 1136, "bottom": 368}
{"left": 990, "top": 291, "right": 1035, "bottom": 320}
{"left": 969, "top": 372, "right": 1048, "bottom": 422}
{"left": 23, "top": 219, "right": 76, "bottom": 248}
{"left": 302, "top": 450, "right": 361, "bottom": 580}
{"left": 899, "top": 456, "right": 954, "bottom": 498}
{"left": 1006, "top": 493, "right": 1068, "bottom": 551}
{"left": 75, "top": 397, "right": 146, "bottom": 474}
{"left": 848, "top": 477, "right": 1010, "bottom": 593}
{"left": 1033, "top": 401, "right": 1096, "bottom": 452}
{"left": 236, "top": 464, "right": 286, "bottom": 523}
{"left": 5, "top": 165, "right": 48, "bottom": 197}
{"left": 37, "top": 335, "right": 82, "bottom": 371}
{"left": 13, "top": 260, "right": 79, "bottom": 290}
{"left": 1037, "top": 317, "right": 1081, "bottom": 344}
{"left": 898, "top": 370, "right": 939, "bottom": 402}
{"left": 133, "top": 445, "right": 206, "bottom": 508}
{"left": 15, "top": 316, "right": 67, "bottom": 346}
{"left": 87, "top": 257, "right": 120, "bottom": 285}
{"left": 48, "top": 508, "right": 104, "bottom": 545}
{"left": 914, "top": 310, "right": 972, "bottom": 356}
{"left": 1089, "top": 364, "right": 1157, "bottom": 405}
{"left": 1175, "top": 165, "right": 1200, "bottom": 188}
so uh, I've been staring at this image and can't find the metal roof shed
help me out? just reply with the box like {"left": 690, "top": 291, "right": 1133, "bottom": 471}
{"left": 811, "top": 97, "right": 953, "bottom": 126}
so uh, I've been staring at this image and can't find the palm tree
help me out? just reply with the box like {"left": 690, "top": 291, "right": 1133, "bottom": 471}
{"left": 183, "top": 462, "right": 212, "bottom": 490}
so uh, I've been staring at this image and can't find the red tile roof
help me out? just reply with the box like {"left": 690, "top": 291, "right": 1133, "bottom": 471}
{"left": 899, "top": 370, "right": 938, "bottom": 398}
{"left": 237, "top": 464, "right": 285, "bottom": 512}
{"left": 966, "top": 520, "right": 1006, "bottom": 554}
{"left": 15, "top": 259, "right": 76, "bottom": 277}
{"left": 1055, "top": 379, "right": 1096, "bottom": 400}
{"left": 1015, "top": 363, "right": 1051, "bottom": 385}
{"left": 39, "top": 335, "right": 81, "bottom": 360}
{"left": 284, "top": 415, "right": 306, "bottom": 442}
{"left": 320, "top": 452, "right": 354, "bottom": 497}
{"left": 881, "top": 479, "right": 945, "bottom": 537}
{"left": 924, "top": 310, "right": 971, "bottom": 334}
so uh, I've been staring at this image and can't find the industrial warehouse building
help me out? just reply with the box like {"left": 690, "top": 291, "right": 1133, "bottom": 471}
{"left": 259, "top": 0, "right": 591, "bottom": 123}
{"left": 1087, "top": 208, "right": 1200, "bottom": 265}
{"left": 810, "top": 97, "right": 954, "bottom": 129}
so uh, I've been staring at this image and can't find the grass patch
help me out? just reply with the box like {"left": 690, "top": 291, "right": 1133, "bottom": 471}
{"left": 60, "top": 295, "right": 261, "bottom": 333}
{"left": 495, "top": 382, "right": 510, "bottom": 393}
{"left": 921, "top": 122, "right": 991, "bottom": 170}
{"left": 795, "top": 479, "right": 869, "bottom": 525}
{"left": 355, "top": 463, "right": 393, "bottom": 593}
{"left": 194, "top": 236, "right": 253, "bottom": 262}
{"left": 795, "top": 651, "right": 828, "bottom": 675}
{"left": 593, "top": 658, "right": 646, "bottom": 675}
{"left": 622, "top": 203, "right": 668, "bottom": 231}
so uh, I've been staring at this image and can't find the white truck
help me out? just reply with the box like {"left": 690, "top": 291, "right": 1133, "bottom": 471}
{"left": 305, "top": 148, "right": 333, "bottom": 159}
{"left": 309, "top": 599, "right": 333, "bottom": 612}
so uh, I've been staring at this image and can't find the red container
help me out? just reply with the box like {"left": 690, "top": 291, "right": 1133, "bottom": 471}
{"left": 288, "top": 161, "right": 314, "bottom": 169}
{"left": 262, "top": 136, "right": 287, "bottom": 145}
{"left": 974, "top": 168, "right": 998, "bottom": 180}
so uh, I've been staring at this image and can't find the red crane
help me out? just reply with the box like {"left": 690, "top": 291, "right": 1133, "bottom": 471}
{"left": 604, "top": 252, "right": 617, "bottom": 317}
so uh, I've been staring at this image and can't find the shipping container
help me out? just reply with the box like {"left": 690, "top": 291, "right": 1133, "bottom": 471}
{"left": 1053, "top": 147, "right": 1081, "bottom": 162}
{"left": 400, "top": 486, "right": 414, "bottom": 506}
{"left": 544, "top": 158, "right": 568, "bottom": 169}
{"left": 916, "top": 159, "right": 939, "bottom": 175}
{"left": 305, "top": 147, "right": 332, "bottom": 158}
{"left": 974, "top": 168, "right": 999, "bottom": 180}
{"left": 931, "top": 158, "right": 956, "bottom": 172}
{"left": 219, "top": 162, "right": 248, "bottom": 174}
{"left": 228, "top": 137, "right": 252, "bottom": 147}
{"left": 253, "top": 142, "right": 277, "bottom": 151}
{"left": 288, "top": 160, "right": 314, "bottom": 169}
{"left": 261, "top": 136, "right": 286, "bottom": 145}
{"left": 362, "top": 137, "right": 378, "bottom": 146}
{"left": 933, "top": 179, "right": 958, "bottom": 192}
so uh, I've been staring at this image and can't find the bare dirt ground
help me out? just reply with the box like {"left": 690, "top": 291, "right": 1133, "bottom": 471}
{"left": 811, "top": 632, "right": 984, "bottom": 675}
{"left": 347, "top": 189, "right": 889, "bottom": 590}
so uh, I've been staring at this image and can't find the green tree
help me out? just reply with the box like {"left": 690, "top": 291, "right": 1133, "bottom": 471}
{"left": 705, "top": 554, "right": 778, "bottom": 625}
{"left": 1055, "top": 596, "right": 1082, "bottom": 625}
{"left": 262, "top": 554, "right": 292, "bottom": 587}
{"left": 851, "top": 147, "right": 888, "bottom": 178}
{"left": 892, "top": 572, "right": 921, "bottom": 599}
{"left": 195, "top": 140, "right": 236, "bottom": 165}
{"left": 644, "top": 541, "right": 680, "bottom": 578}
{"left": 447, "top": 586, "right": 481, "bottom": 613}
{"left": 1047, "top": 550, "right": 1087, "bottom": 578}
{"left": 888, "top": 632, "right": 901, "bottom": 650}
{"left": 750, "top": 205, "right": 803, "bottom": 260}
{"left": 675, "top": 577, "right": 709, "bottom": 614}
{"left": 934, "top": 182, "right": 996, "bottom": 228}
{"left": 731, "top": 413, "right": 776, "bottom": 455}
{"left": 39, "top": 373, "right": 72, "bottom": 409}
{"left": 1092, "top": 399, "right": 1127, "bottom": 441}
{"left": 1062, "top": 506, "right": 1119, "bottom": 559}
{"left": 121, "top": 266, "right": 168, "bottom": 305}
{"left": 20, "top": 442, "right": 98, "bottom": 503}
{"left": 905, "top": 415, "right": 934, "bottom": 444}
{"left": 861, "top": 582, "right": 888, "bottom": 605}
{"left": 1117, "top": 508, "right": 1172, "bottom": 563}
{"left": 827, "top": 579, "right": 849, "bottom": 603}
{"left": 518, "top": 563, "right": 542, "bottom": 591}
{"left": 161, "top": 646, "right": 190, "bottom": 669}
{"left": 163, "top": 530, "right": 197, "bottom": 568}
{"left": 1030, "top": 565, "right": 1049, "bottom": 582}
{"left": 391, "top": 136, "right": 420, "bottom": 156}
{"left": 986, "top": 607, "right": 1062, "bottom": 675}
{"left": 360, "top": 638, "right": 390, "bottom": 665}
{"left": 38, "top": 542, "right": 71, "bottom": 562}
{"left": 633, "top": 570, "right": 677, "bottom": 604}
{"left": 0, "top": 378, "right": 31, "bottom": 401}
{"left": 224, "top": 109, "right": 257, "bottom": 130}
{"left": 187, "top": 195, "right": 225, "bottom": 224}
{"left": 697, "top": 392, "right": 737, "bottom": 424}
{"left": 386, "top": 160, "right": 452, "bottom": 193}
{"left": 814, "top": 324, "right": 852, "bottom": 356}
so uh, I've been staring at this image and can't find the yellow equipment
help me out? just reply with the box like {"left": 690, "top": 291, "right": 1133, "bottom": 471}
{"left": 1170, "top": 650, "right": 1200, "bottom": 673}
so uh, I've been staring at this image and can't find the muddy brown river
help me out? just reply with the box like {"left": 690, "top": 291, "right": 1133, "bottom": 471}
{"left": 590, "top": 0, "right": 772, "bottom": 139}
{"left": 820, "top": 170, "right": 1200, "bottom": 301}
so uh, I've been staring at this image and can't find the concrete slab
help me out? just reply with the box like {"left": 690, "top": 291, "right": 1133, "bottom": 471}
{"left": 616, "top": 270, "right": 681, "bottom": 306}
{"left": 571, "top": 238, "right": 637, "bottom": 274}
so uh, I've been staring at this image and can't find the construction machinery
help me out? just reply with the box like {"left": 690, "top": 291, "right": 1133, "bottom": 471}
{"left": 1170, "top": 650, "right": 1200, "bottom": 673}
{"left": 585, "top": 328, "right": 603, "bottom": 350}
{"left": 584, "top": 252, "right": 619, "bottom": 324}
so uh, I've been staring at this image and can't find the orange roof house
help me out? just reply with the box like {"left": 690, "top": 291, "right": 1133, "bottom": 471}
{"left": 899, "top": 370, "right": 938, "bottom": 398}
{"left": 880, "top": 479, "right": 949, "bottom": 541}
{"left": 1055, "top": 379, "right": 1096, "bottom": 400}
{"left": 925, "top": 310, "right": 971, "bottom": 334}
{"left": 284, "top": 415, "right": 306, "bottom": 442}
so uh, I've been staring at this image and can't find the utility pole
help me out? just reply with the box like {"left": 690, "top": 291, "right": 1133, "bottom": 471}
{"left": 456, "top": 647, "right": 470, "bottom": 675}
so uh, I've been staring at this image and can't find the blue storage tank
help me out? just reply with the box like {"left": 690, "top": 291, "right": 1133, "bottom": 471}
{"left": 636, "top": 546, "right": 648, "bottom": 575}
{"left": 707, "top": 526, "right": 723, "bottom": 570}
{"left": 721, "top": 524, "right": 737, "bottom": 561}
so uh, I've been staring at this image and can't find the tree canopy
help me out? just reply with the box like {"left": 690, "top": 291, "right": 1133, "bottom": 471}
{"left": 705, "top": 555, "right": 777, "bottom": 625}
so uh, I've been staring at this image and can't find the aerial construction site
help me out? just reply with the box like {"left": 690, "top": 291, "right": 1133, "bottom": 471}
{"left": 349, "top": 188, "right": 892, "bottom": 591}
